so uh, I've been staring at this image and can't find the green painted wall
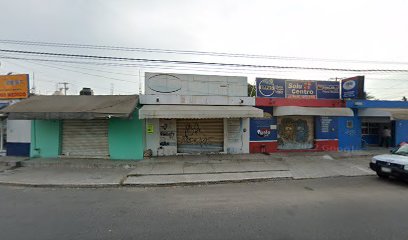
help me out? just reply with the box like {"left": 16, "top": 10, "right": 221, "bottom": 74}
{"left": 108, "top": 111, "right": 144, "bottom": 160}
{"left": 30, "top": 120, "right": 61, "bottom": 158}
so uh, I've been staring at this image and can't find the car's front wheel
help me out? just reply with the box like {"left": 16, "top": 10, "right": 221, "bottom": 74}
{"left": 376, "top": 171, "right": 389, "bottom": 179}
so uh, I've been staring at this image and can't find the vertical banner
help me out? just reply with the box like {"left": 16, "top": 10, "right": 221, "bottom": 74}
{"left": 341, "top": 76, "right": 365, "bottom": 99}
{"left": 256, "top": 78, "right": 285, "bottom": 98}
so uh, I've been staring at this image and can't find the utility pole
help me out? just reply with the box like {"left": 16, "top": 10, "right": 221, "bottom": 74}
{"left": 58, "top": 82, "right": 69, "bottom": 95}
{"left": 110, "top": 83, "right": 114, "bottom": 95}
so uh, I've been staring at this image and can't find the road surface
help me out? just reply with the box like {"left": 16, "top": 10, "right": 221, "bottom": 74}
{"left": 1, "top": 176, "right": 407, "bottom": 240}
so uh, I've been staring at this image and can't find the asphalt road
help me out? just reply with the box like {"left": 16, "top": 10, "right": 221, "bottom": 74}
{"left": 1, "top": 176, "right": 408, "bottom": 240}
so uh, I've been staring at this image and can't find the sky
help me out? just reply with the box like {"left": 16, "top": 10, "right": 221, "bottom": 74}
{"left": 0, "top": 0, "right": 407, "bottom": 99}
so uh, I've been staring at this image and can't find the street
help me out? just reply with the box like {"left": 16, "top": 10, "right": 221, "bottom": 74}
{"left": 1, "top": 176, "right": 408, "bottom": 240}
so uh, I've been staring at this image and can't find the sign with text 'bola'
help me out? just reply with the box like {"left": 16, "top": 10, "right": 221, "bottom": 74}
{"left": 0, "top": 74, "right": 29, "bottom": 99}
{"left": 256, "top": 78, "right": 340, "bottom": 99}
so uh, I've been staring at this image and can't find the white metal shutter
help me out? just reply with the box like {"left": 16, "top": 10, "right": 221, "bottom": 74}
{"left": 176, "top": 119, "right": 224, "bottom": 153}
{"left": 62, "top": 120, "right": 109, "bottom": 158}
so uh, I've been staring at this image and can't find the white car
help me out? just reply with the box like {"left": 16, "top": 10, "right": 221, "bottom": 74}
{"left": 370, "top": 144, "right": 408, "bottom": 179}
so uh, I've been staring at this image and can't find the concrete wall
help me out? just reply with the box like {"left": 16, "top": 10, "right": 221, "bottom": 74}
{"left": 140, "top": 94, "right": 255, "bottom": 106}
{"left": 395, "top": 120, "right": 408, "bottom": 145}
{"left": 30, "top": 120, "right": 61, "bottom": 158}
{"left": 6, "top": 120, "right": 31, "bottom": 156}
{"left": 108, "top": 111, "right": 145, "bottom": 160}
{"left": 145, "top": 72, "right": 247, "bottom": 97}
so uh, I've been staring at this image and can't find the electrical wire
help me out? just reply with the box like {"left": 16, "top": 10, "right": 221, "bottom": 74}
{"left": 1, "top": 48, "right": 408, "bottom": 73}
{"left": 1, "top": 39, "right": 408, "bottom": 65}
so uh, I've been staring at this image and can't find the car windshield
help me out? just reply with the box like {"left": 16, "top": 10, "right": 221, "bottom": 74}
{"left": 394, "top": 145, "right": 408, "bottom": 155}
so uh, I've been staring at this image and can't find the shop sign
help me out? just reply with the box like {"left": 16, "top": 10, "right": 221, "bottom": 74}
{"left": 250, "top": 118, "right": 277, "bottom": 141}
{"left": 341, "top": 76, "right": 365, "bottom": 99}
{"left": 147, "top": 123, "right": 154, "bottom": 134}
{"left": 315, "top": 116, "right": 337, "bottom": 139}
{"left": 316, "top": 81, "right": 340, "bottom": 99}
{"left": 285, "top": 80, "right": 316, "bottom": 99}
{"left": 0, "top": 74, "right": 29, "bottom": 99}
{"left": 256, "top": 78, "right": 285, "bottom": 98}
{"left": 256, "top": 78, "right": 340, "bottom": 99}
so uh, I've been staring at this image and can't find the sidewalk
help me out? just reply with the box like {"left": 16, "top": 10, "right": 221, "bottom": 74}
{"left": 0, "top": 149, "right": 388, "bottom": 187}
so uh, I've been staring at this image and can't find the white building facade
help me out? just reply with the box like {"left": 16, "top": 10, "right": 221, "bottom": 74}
{"left": 139, "top": 72, "right": 263, "bottom": 157}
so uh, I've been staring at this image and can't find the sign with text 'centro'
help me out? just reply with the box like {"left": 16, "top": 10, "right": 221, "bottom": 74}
{"left": 256, "top": 78, "right": 340, "bottom": 99}
{"left": 0, "top": 74, "right": 29, "bottom": 99}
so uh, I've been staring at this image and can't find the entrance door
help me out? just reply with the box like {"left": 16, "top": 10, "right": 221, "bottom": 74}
{"left": 61, "top": 120, "right": 109, "bottom": 158}
{"left": 277, "top": 116, "right": 314, "bottom": 150}
{"left": 176, "top": 119, "right": 224, "bottom": 153}
{"left": 361, "top": 117, "right": 391, "bottom": 146}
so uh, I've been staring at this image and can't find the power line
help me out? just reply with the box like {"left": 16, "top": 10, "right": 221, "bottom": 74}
{"left": 1, "top": 39, "right": 408, "bottom": 65}
{"left": 1, "top": 48, "right": 408, "bottom": 73}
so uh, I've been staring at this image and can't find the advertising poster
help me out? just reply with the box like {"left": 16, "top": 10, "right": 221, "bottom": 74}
{"left": 341, "top": 76, "right": 365, "bottom": 99}
{"left": 249, "top": 107, "right": 277, "bottom": 141}
{"left": 316, "top": 81, "right": 340, "bottom": 99}
{"left": 285, "top": 80, "right": 316, "bottom": 99}
{"left": 256, "top": 78, "right": 285, "bottom": 98}
{"left": 0, "top": 74, "right": 29, "bottom": 99}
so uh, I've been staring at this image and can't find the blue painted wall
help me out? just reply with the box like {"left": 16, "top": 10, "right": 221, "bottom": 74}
{"left": 346, "top": 100, "right": 408, "bottom": 108}
{"left": 395, "top": 120, "right": 408, "bottom": 145}
{"left": 6, "top": 143, "right": 30, "bottom": 156}
{"left": 338, "top": 110, "right": 362, "bottom": 151}
{"left": 315, "top": 117, "right": 338, "bottom": 140}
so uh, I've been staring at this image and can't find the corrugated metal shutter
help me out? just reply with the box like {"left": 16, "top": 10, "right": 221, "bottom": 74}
{"left": 177, "top": 119, "right": 224, "bottom": 153}
{"left": 62, "top": 120, "right": 109, "bottom": 158}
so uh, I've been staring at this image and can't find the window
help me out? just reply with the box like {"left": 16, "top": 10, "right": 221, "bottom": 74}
{"left": 361, "top": 122, "right": 379, "bottom": 135}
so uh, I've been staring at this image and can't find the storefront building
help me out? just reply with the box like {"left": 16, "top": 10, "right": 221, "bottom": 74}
{"left": 1, "top": 95, "right": 144, "bottom": 160}
{"left": 340, "top": 100, "right": 408, "bottom": 150}
{"left": 250, "top": 78, "right": 355, "bottom": 153}
{"left": 0, "top": 74, "right": 30, "bottom": 156}
{"left": 139, "top": 72, "right": 263, "bottom": 156}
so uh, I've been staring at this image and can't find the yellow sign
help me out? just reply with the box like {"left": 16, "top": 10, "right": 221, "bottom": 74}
{"left": 0, "top": 74, "right": 29, "bottom": 99}
{"left": 147, "top": 123, "right": 154, "bottom": 134}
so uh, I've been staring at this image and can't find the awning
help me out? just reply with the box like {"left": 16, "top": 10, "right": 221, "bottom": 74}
{"left": 139, "top": 105, "right": 263, "bottom": 119}
{"left": 358, "top": 108, "right": 408, "bottom": 120}
{"left": 273, "top": 106, "right": 354, "bottom": 117}
{"left": 0, "top": 95, "right": 139, "bottom": 120}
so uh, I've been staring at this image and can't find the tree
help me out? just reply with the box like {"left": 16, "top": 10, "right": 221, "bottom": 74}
{"left": 248, "top": 83, "right": 256, "bottom": 97}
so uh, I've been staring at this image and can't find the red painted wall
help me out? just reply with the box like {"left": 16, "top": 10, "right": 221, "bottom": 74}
{"left": 249, "top": 140, "right": 338, "bottom": 153}
{"left": 256, "top": 98, "right": 346, "bottom": 107}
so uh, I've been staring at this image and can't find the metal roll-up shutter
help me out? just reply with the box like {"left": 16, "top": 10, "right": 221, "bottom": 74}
{"left": 177, "top": 119, "right": 224, "bottom": 153}
{"left": 62, "top": 120, "right": 109, "bottom": 158}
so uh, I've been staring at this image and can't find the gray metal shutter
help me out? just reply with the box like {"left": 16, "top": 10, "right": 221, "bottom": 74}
{"left": 177, "top": 119, "right": 224, "bottom": 153}
{"left": 62, "top": 120, "right": 109, "bottom": 158}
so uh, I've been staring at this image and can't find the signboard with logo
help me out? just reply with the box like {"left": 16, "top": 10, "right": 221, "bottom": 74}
{"left": 285, "top": 80, "right": 316, "bottom": 99}
{"left": 256, "top": 78, "right": 285, "bottom": 98}
{"left": 249, "top": 107, "right": 277, "bottom": 141}
{"left": 0, "top": 74, "right": 29, "bottom": 99}
{"left": 341, "top": 76, "right": 365, "bottom": 99}
{"left": 256, "top": 78, "right": 340, "bottom": 99}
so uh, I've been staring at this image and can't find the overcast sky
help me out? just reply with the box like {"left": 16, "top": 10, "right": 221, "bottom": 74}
{"left": 0, "top": 0, "right": 407, "bottom": 99}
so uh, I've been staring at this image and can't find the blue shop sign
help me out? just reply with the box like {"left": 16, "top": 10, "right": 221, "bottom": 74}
{"left": 250, "top": 118, "right": 277, "bottom": 141}
{"left": 316, "top": 81, "right": 340, "bottom": 99}
{"left": 341, "top": 76, "right": 365, "bottom": 99}
{"left": 256, "top": 78, "right": 285, "bottom": 98}
{"left": 315, "top": 116, "right": 337, "bottom": 140}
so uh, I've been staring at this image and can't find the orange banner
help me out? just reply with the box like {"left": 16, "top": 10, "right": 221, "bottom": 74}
{"left": 0, "top": 74, "right": 29, "bottom": 99}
